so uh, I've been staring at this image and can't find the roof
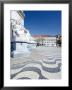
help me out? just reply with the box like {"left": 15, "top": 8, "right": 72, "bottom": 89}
{"left": 32, "top": 35, "right": 56, "bottom": 38}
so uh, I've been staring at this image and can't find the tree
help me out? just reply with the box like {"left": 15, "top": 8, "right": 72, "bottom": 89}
{"left": 56, "top": 35, "right": 61, "bottom": 47}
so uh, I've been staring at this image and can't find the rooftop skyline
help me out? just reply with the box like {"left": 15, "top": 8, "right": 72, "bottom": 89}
{"left": 24, "top": 11, "right": 61, "bottom": 36}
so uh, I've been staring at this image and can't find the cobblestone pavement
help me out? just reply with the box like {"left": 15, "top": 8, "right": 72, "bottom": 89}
{"left": 10, "top": 46, "right": 61, "bottom": 79}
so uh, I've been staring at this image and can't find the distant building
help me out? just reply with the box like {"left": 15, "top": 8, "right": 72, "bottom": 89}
{"left": 33, "top": 35, "right": 56, "bottom": 47}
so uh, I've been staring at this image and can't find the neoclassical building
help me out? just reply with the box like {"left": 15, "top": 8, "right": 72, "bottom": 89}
{"left": 43, "top": 36, "right": 56, "bottom": 46}
{"left": 10, "top": 10, "right": 36, "bottom": 57}
{"left": 33, "top": 35, "right": 56, "bottom": 47}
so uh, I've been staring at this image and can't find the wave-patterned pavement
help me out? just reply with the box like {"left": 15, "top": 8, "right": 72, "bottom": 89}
{"left": 11, "top": 47, "right": 61, "bottom": 79}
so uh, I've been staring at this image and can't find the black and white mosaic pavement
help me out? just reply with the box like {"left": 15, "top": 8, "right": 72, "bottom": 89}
{"left": 10, "top": 47, "right": 61, "bottom": 79}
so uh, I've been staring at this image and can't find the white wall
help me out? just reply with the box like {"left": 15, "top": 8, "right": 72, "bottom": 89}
{"left": 43, "top": 37, "right": 56, "bottom": 46}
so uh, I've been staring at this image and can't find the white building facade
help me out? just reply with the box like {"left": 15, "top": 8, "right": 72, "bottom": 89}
{"left": 43, "top": 36, "right": 56, "bottom": 47}
{"left": 33, "top": 35, "right": 56, "bottom": 47}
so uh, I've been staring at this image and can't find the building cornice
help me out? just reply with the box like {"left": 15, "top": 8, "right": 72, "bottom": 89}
{"left": 17, "top": 11, "right": 24, "bottom": 19}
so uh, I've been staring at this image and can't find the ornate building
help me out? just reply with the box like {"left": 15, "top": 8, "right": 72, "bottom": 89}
{"left": 10, "top": 10, "right": 36, "bottom": 58}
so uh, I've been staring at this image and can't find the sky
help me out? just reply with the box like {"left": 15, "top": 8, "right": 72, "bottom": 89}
{"left": 24, "top": 11, "right": 61, "bottom": 36}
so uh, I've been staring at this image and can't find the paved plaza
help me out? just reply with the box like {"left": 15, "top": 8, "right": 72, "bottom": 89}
{"left": 10, "top": 46, "right": 61, "bottom": 79}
